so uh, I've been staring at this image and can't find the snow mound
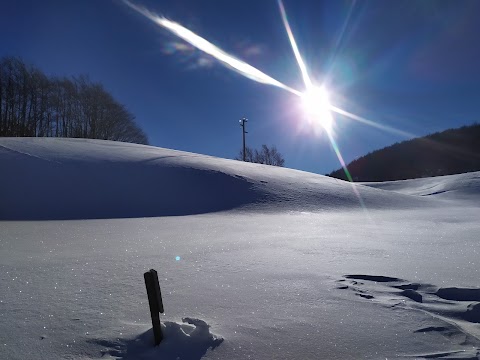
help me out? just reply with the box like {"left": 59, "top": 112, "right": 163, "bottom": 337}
{"left": 0, "top": 137, "right": 441, "bottom": 220}
{"left": 362, "top": 171, "right": 480, "bottom": 203}
{"left": 89, "top": 318, "right": 223, "bottom": 359}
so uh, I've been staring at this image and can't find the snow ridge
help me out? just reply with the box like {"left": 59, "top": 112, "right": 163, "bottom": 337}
{"left": 2, "top": 137, "right": 469, "bottom": 220}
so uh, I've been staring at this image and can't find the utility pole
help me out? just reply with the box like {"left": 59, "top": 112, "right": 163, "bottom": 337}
{"left": 239, "top": 117, "right": 248, "bottom": 161}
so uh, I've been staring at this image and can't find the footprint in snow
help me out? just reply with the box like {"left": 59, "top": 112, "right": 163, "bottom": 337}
{"left": 337, "top": 274, "right": 480, "bottom": 359}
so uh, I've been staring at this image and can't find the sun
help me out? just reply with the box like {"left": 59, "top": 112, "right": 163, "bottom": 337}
{"left": 301, "top": 86, "right": 334, "bottom": 133}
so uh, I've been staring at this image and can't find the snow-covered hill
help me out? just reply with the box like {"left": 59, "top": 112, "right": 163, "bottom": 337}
{"left": 362, "top": 171, "right": 480, "bottom": 203}
{"left": 0, "top": 138, "right": 479, "bottom": 360}
{"left": 0, "top": 137, "right": 439, "bottom": 220}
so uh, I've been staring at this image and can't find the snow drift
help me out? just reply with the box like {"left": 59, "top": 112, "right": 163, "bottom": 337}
{"left": 362, "top": 171, "right": 480, "bottom": 203}
{"left": 0, "top": 137, "right": 441, "bottom": 220}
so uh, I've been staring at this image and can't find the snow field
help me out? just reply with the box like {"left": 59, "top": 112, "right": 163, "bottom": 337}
{"left": 0, "top": 138, "right": 479, "bottom": 359}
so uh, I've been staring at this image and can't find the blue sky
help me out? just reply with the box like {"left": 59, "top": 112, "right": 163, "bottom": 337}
{"left": 1, "top": 0, "right": 479, "bottom": 174}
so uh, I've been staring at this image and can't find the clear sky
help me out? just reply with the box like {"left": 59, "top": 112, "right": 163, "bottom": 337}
{"left": 1, "top": 0, "right": 479, "bottom": 174}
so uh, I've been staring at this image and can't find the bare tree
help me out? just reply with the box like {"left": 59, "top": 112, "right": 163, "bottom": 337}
{"left": 235, "top": 144, "right": 285, "bottom": 167}
{"left": 235, "top": 146, "right": 254, "bottom": 162}
{"left": 0, "top": 56, "right": 148, "bottom": 144}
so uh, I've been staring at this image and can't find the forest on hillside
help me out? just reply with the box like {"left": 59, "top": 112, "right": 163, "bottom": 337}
{"left": 0, "top": 57, "right": 148, "bottom": 144}
{"left": 329, "top": 124, "right": 480, "bottom": 181}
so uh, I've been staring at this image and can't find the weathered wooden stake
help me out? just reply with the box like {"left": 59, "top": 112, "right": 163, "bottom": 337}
{"left": 144, "top": 269, "right": 164, "bottom": 346}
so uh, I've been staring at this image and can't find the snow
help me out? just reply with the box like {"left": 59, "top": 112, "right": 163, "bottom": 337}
{"left": 0, "top": 137, "right": 479, "bottom": 359}
{"left": 362, "top": 172, "right": 480, "bottom": 204}
{"left": 0, "top": 137, "right": 437, "bottom": 220}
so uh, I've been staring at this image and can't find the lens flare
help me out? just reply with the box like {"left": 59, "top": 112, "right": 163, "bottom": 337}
{"left": 278, "top": 0, "right": 312, "bottom": 89}
{"left": 123, "top": 0, "right": 301, "bottom": 96}
{"left": 124, "top": 0, "right": 411, "bottom": 138}
{"left": 124, "top": 0, "right": 414, "bottom": 192}
{"left": 326, "top": 130, "right": 368, "bottom": 211}
{"left": 278, "top": 0, "right": 336, "bottom": 134}
{"left": 276, "top": 0, "right": 368, "bottom": 214}
{"left": 330, "top": 105, "right": 414, "bottom": 138}
{"left": 301, "top": 86, "right": 334, "bottom": 133}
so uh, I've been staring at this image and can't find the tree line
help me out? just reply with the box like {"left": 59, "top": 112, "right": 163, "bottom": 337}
{"left": 235, "top": 144, "right": 285, "bottom": 167}
{"left": 328, "top": 123, "right": 480, "bottom": 181}
{"left": 0, "top": 56, "right": 148, "bottom": 144}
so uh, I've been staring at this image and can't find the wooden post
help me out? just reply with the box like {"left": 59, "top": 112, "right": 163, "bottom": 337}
{"left": 144, "top": 269, "right": 164, "bottom": 345}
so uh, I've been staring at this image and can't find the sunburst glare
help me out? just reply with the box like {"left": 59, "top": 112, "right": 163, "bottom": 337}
{"left": 122, "top": 0, "right": 301, "bottom": 97}
{"left": 124, "top": 0, "right": 413, "bottom": 188}
{"left": 301, "top": 86, "right": 334, "bottom": 134}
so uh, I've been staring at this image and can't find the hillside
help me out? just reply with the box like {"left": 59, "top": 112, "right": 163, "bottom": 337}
{"left": 362, "top": 171, "right": 480, "bottom": 203}
{"left": 329, "top": 123, "right": 480, "bottom": 181}
{"left": 0, "top": 137, "right": 439, "bottom": 220}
